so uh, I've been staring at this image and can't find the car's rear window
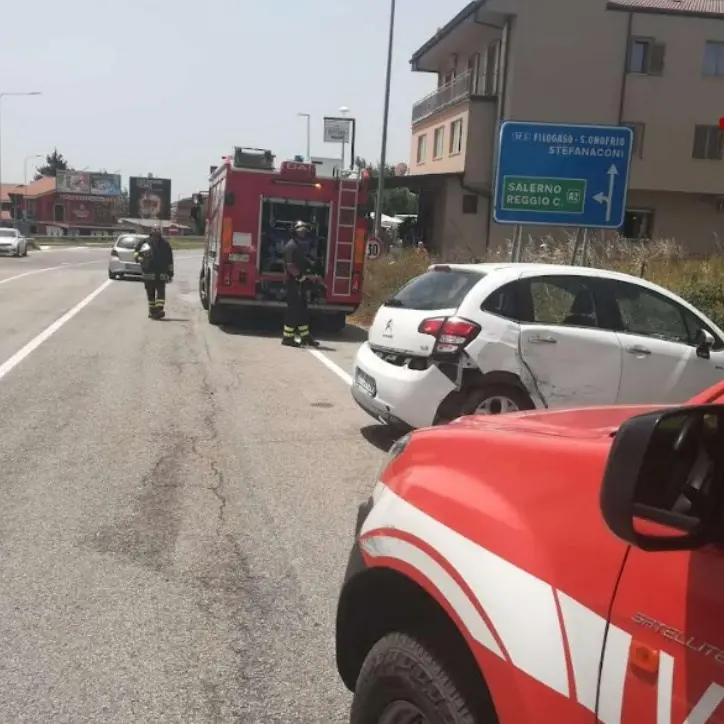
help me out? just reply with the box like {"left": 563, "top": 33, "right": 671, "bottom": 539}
{"left": 0, "top": 229, "right": 17, "bottom": 238}
{"left": 384, "top": 268, "right": 485, "bottom": 311}
{"left": 116, "top": 235, "right": 144, "bottom": 249}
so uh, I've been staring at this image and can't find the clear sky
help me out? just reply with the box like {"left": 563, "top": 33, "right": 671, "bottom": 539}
{"left": 0, "top": 0, "right": 465, "bottom": 199}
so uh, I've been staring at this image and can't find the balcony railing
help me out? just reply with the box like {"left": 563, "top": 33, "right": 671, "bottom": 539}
{"left": 412, "top": 70, "right": 474, "bottom": 125}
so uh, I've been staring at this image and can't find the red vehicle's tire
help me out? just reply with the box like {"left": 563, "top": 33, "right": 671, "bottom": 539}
{"left": 351, "top": 632, "right": 492, "bottom": 724}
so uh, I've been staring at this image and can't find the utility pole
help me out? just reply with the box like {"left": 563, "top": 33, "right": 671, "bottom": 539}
{"left": 374, "top": 0, "right": 396, "bottom": 239}
{"left": 297, "top": 113, "right": 311, "bottom": 161}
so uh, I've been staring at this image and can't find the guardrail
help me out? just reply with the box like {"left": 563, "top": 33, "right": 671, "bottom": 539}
{"left": 28, "top": 236, "right": 205, "bottom": 247}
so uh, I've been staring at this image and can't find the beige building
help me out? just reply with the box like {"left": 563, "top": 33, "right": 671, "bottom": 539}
{"left": 403, "top": 0, "right": 724, "bottom": 257}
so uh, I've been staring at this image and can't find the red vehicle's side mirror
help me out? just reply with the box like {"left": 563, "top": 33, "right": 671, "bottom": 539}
{"left": 600, "top": 405, "right": 724, "bottom": 552}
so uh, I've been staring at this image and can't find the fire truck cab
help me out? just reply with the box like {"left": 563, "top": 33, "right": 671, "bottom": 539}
{"left": 199, "top": 147, "right": 369, "bottom": 330}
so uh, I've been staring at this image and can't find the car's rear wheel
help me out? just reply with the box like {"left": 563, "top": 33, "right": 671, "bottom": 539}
{"left": 108, "top": 271, "right": 117, "bottom": 280}
{"left": 21, "top": 243, "right": 28, "bottom": 257}
{"left": 351, "top": 632, "right": 489, "bottom": 724}
{"left": 461, "top": 383, "right": 535, "bottom": 417}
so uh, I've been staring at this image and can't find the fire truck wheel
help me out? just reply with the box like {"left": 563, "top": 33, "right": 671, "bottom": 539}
{"left": 207, "top": 302, "right": 226, "bottom": 326}
{"left": 199, "top": 272, "right": 209, "bottom": 310}
{"left": 351, "top": 632, "right": 489, "bottom": 724}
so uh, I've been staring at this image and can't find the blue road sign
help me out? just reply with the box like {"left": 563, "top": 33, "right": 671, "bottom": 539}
{"left": 493, "top": 121, "right": 633, "bottom": 229}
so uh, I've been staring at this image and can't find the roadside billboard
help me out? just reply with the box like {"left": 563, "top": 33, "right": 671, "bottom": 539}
{"left": 129, "top": 177, "right": 172, "bottom": 220}
{"left": 56, "top": 171, "right": 122, "bottom": 196}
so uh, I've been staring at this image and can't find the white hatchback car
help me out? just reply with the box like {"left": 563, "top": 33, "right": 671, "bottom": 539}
{"left": 0, "top": 228, "right": 29, "bottom": 257}
{"left": 351, "top": 262, "right": 724, "bottom": 429}
{"left": 108, "top": 233, "right": 147, "bottom": 280}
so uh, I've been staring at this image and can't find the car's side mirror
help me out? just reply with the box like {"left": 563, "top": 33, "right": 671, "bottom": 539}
{"left": 695, "top": 329, "right": 715, "bottom": 359}
{"left": 600, "top": 405, "right": 724, "bottom": 552}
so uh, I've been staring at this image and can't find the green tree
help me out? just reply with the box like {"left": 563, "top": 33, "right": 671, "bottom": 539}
{"left": 34, "top": 149, "right": 70, "bottom": 180}
{"left": 355, "top": 157, "right": 418, "bottom": 216}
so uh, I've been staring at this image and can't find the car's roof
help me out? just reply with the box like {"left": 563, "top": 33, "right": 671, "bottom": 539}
{"left": 432, "top": 261, "right": 645, "bottom": 283}
{"left": 433, "top": 261, "right": 693, "bottom": 301}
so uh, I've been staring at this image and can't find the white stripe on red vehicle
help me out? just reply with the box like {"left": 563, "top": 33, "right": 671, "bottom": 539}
{"left": 360, "top": 483, "right": 724, "bottom": 723}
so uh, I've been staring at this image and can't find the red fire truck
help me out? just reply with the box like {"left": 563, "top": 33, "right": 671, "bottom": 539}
{"left": 198, "top": 147, "right": 369, "bottom": 330}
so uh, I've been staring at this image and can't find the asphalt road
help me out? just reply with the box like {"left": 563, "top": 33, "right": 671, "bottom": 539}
{"left": 0, "top": 246, "right": 392, "bottom": 723}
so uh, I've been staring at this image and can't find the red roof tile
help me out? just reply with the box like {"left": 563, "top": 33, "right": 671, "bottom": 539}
{"left": 608, "top": 0, "right": 724, "bottom": 16}
{"left": 0, "top": 176, "right": 56, "bottom": 202}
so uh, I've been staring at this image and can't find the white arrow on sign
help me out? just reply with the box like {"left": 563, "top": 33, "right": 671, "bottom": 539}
{"left": 593, "top": 164, "right": 619, "bottom": 223}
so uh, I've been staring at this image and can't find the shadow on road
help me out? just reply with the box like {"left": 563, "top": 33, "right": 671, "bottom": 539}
{"left": 218, "top": 311, "right": 368, "bottom": 345}
{"left": 359, "top": 424, "right": 406, "bottom": 453}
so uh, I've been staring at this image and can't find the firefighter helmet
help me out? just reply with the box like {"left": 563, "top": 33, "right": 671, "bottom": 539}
{"left": 294, "top": 220, "right": 310, "bottom": 231}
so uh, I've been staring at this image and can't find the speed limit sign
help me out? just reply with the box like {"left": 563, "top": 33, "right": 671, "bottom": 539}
{"left": 366, "top": 237, "right": 382, "bottom": 260}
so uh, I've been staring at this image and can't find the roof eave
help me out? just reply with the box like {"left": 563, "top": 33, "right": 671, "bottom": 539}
{"left": 606, "top": 2, "right": 724, "bottom": 20}
{"left": 409, "top": 0, "right": 486, "bottom": 70}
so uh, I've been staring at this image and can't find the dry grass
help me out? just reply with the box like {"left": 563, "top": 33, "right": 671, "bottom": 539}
{"left": 353, "top": 233, "right": 724, "bottom": 327}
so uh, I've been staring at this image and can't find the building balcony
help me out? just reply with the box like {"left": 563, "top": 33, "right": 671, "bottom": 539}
{"left": 412, "top": 70, "right": 476, "bottom": 125}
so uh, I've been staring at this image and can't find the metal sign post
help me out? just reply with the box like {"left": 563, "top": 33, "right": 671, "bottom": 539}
{"left": 493, "top": 121, "right": 634, "bottom": 261}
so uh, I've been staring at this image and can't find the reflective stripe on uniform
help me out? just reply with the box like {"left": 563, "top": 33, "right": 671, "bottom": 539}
{"left": 298, "top": 325, "right": 310, "bottom": 337}
{"left": 283, "top": 325, "right": 295, "bottom": 338}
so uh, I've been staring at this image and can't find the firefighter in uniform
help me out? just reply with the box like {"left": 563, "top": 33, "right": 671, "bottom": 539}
{"left": 134, "top": 225, "right": 174, "bottom": 319}
{"left": 282, "top": 221, "right": 320, "bottom": 347}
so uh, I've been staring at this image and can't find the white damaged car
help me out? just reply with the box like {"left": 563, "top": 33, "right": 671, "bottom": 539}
{"left": 351, "top": 262, "right": 724, "bottom": 429}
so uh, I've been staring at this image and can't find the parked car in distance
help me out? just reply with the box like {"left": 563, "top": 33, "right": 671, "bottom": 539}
{"left": 108, "top": 234, "right": 147, "bottom": 280}
{"left": 351, "top": 262, "right": 724, "bottom": 429}
{"left": 0, "top": 228, "right": 29, "bottom": 257}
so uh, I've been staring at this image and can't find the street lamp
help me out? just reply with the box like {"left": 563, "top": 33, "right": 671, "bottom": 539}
{"left": 297, "top": 113, "right": 311, "bottom": 161}
{"left": 339, "top": 106, "right": 350, "bottom": 170}
{"left": 374, "top": 0, "right": 396, "bottom": 240}
{"left": 0, "top": 92, "right": 42, "bottom": 221}
{"left": 24, "top": 154, "right": 43, "bottom": 185}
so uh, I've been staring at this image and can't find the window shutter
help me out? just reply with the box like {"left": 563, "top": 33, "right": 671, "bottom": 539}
{"left": 649, "top": 43, "right": 666, "bottom": 74}
{"left": 692, "top": 125, "right": 709, "bottom": 159}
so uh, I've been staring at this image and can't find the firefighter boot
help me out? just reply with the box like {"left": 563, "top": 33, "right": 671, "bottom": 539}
{"left": 298, "top": 325, "right": 320, "bottom": 348}
{"left": 282, "top": 325, "right": 300, "bottom": 347}
{"left": 156, "top": 300, "right": 166, "bottom": 319}
{"left": 148, "top": 303, "right": 156, "bottom": 319}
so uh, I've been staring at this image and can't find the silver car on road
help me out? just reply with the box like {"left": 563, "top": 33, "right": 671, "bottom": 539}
{"left": 0, "top": 228, "right": 29, "bottom": 257}
{"left": 108, "top": 234, "right": 147, "bottom": 280}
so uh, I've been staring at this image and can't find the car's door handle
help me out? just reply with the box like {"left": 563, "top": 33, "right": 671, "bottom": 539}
{"left": 528, "top": 335, "right": 557, "bottom": 344}
{"left": 625, "top": 345, "right": 651, "bottom": 356}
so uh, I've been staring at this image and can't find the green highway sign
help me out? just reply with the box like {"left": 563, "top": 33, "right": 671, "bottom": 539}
{"left": 501, "top": 176, "right": 586, "bottom": 215}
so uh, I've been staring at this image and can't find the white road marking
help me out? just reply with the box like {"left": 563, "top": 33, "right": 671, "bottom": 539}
{"left": 307, "top": 348, "right": 352, "bottom": 386}
{"left": 0, "top": 260, "right": 103, "bottom": 287}
{"left": 0, "top": 279, "right": 112, "bottom": 382}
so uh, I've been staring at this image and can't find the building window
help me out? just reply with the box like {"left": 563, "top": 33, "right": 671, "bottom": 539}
{"left": 627, "top": 37, "right": 665, "bottom": 75}
{"left": 481, "top": 40, "right": 501, "bottom": 96}
{"left": 433, "top": 127, "right": 445, "bottom": 159}
{"left": 450, "top": 119, "right": 463, "bottom": 155}
{"left": 416, "top": 134, "right": 427, "bottom": 164}
{"left": 462, "top": 194, "right": 478, "bottom": 214}
{"left": 622, "top": 209, "right": 654, "bottom": 239}
{"left": 467, "top": 53, "right": 480, "bottom": 94}
{"left": 26, "top": 199, "right": 36, "bottom": 220}
{"left": 623, "top": 122, "right": 645, "bottom": 158}
{"left": 703, "top": 41, "right": 724, "bottom": 77}
{"left": 53, "top": 204, "right": 65, "bottom": 222}
{"left": 692, "top": 124, "right": 723, "bottom": 160}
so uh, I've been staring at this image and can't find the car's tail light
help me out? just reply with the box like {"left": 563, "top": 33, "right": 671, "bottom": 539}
{"left": 110, "top": 248, "right": 119, "bottom": 257}
{"left": 418, "top": 316, "right": 481, "bottom": 355}
{"left": 351, "top": 272, "right": 361, "bottom": 293}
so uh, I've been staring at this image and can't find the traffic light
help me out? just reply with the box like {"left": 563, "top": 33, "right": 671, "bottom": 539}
{"left": 719, "top": 117, "right": 724, "bottom": 130}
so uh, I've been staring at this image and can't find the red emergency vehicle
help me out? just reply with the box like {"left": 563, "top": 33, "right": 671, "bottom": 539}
{"left": 336, "top": 381, "right": 724, "bottom": 723}
{"left": 198, "top": 147, "right": 369, "bottom": 330}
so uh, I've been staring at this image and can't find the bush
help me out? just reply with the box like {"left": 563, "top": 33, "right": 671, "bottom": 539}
{"left": 354, "top": 235, "right": 724, "bottom": 328}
